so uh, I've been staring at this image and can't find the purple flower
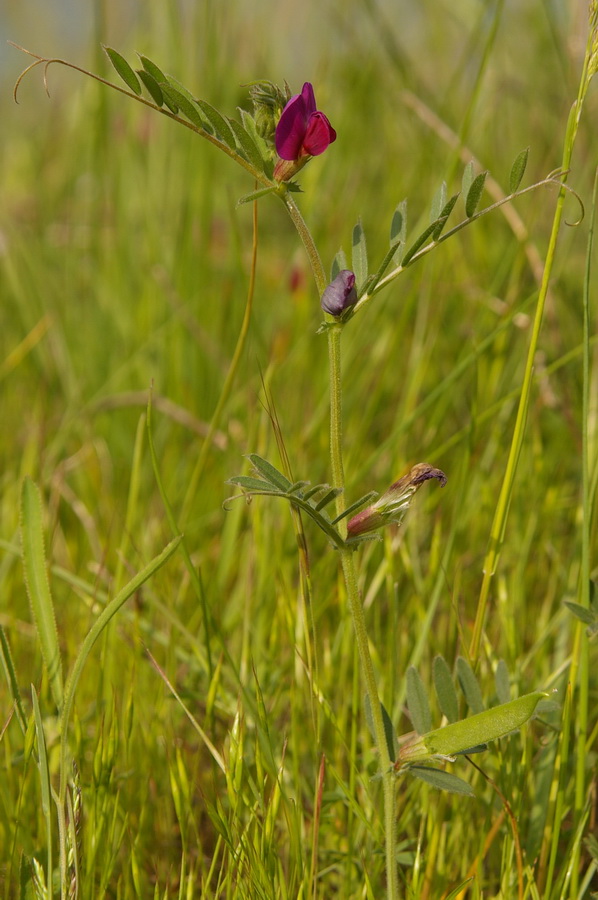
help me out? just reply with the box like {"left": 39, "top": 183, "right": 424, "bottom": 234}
{"left": 274, "top": 82, "right": 336, "bottom": 180}
{"left": 321, "top": 270, "right": 358, "bottom": 317}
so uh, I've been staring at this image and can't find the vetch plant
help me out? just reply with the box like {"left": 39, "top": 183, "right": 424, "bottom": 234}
{"left": 9, "top": 15, "right": 598, "bottom": 895}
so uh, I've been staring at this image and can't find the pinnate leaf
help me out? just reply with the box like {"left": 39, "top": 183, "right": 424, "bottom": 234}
{"left": 456, "top": 657, "right": 484, "bottom": 714}
{"left": 138, "top": 55, "right": 167, "bottom": 84}
{"left": 197, "top": 100, "right": 237, "bottom": 149}
{"left": 351, "top": 220, "right": 368, "bottom": 291}
{"left": 104, "top": 47, "right": 142, "bottom": 95}
{"left": 494, "top": 659, "right": 511, "bottom": 704}
{"left": 136, "top": 69, "right": 164, "bottom": 106}
{"left": 430, "top": 181, "right": 447, "bottom": 223}
{"left": 331, "top": 249, "right": 348, "bottom": 281}
{"left": 390, "top": 200, "right": 407, "bottom": 264}
{"left": 432, "top": 193, "right": 460, "bottom": 240}
{"left": 161, "top": 83, "right": 204, "bottom": 128}
{"left": 465, "top": 171, "right": 488, "bottom": 217}
{"left": 433, "top": 655, "right": 458, "bottom": 723}
{"left": 462, "top": 160, "right": 475, "bottom": 198}
{"left": 228, "top": 476, "right": 281, "bottom": 494}
{"left": 509, "top": 147, "right": 529, "bottom": 193}
{"left": 247, "top": 454, "right": 292, "bottom": 491}
{"left": 365, "top": 695, "right": 398, "bottom": 761}
{"left": 227, "top": 117, "right": 266, "bottom": 172}
{"left": 406, "top": 666, "right": 432, "bottom": 735}
{"left": 409, "top": 765, "right": 475, "bottom": 796}
{"left": 401, "top": 218, "right": 445, "bottom": 266}
{"left": 563, "top": 599, "right": 595, "bottom": 625}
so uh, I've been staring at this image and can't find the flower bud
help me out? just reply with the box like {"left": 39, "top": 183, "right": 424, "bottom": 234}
{"left": 347, "top": 464, "right": 447, "bottom": 538}
{"left": 248, "top": 80, "right": 291, "bottom": 142}
{"left": 320, "top": 270, "right": 358, "bottom": 317}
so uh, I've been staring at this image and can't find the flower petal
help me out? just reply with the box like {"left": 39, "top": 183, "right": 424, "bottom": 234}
{"left": 302, "top": 112, "right": 337, "bottom": 157}
{"left": 275, "top": 91, "right": 308, "bottom": 160}
{"left": 300, "top": 82, "right": 317, "bottom": 116}
{"left": 321, "top": 270, "right": 357, "bottom": 316}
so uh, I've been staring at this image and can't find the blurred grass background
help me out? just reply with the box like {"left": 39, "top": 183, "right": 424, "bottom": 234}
{"left": 1, "top": 0, "right": 597, "bottom": 896}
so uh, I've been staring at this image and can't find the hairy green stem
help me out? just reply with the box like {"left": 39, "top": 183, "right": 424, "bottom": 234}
{"left": 340, "top": 548, "right": 398, "bottom": 899}
{"left": 282, "top": 186, "right": 398, "bottom": 898}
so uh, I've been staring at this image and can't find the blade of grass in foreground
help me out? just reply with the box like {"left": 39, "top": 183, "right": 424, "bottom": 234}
{"left": 58, "top": 533, "right": 183, "bottom": 781}
{"left": 469, "top": 29, "right": 597, "bottom": 666}
{"left": 20, "top": 477, "right": 64, "bottom": 712}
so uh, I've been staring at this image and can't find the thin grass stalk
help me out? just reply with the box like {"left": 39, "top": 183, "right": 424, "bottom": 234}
{"left": 541, "top": 683, "right": 572, "bottom": 898}
{"left": 567, "top": 164, "right": 597, "bottom": 900}
{"left": 469, "top": 102, "right": 582, "bottom": 665}
{"left": 181, "top": 191, "right": 260, "bottom": 525}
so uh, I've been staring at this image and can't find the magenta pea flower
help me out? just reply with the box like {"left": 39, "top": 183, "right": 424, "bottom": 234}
{"left": 274, "top": 82, "right": 336, "bottom": 181}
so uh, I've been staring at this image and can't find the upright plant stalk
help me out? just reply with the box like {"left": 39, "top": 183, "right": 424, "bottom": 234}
{"left": 469, "top": 39, "right": 595, "bottom": 664}
{"left": 567, "top": 166, "right": 597, "bottom": 900}
{"left": 282, "top": 187, "right": 398, "bottom": 899}
{"left": 181, "top": 192, "right": 260, "bottom": 525}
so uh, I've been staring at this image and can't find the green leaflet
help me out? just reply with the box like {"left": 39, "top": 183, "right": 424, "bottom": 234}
{"left": 433, "top": 655, "right": 458, "bottom": 723}
{"left": 406, "top": 665, "right": 432, "bottom": 735}
{"left": 465, "top": 171, "right": 488, "bottom": 217}
{"left": 509, "top": 147, "right": 529, "bottom": 193}
{"left": 409, "top": 766, "right": 475, "bottom": 797}
{"left": 351, "top": 219, "right": 368, "bottom": 291}
{"left": 104, "top": 47, "right": 142, "bottom": 95}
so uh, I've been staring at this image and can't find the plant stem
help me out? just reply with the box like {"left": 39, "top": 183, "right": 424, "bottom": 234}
{"left": 282, "top": 186, "right": 398, "bottom": 898}
{"left": 340, "top": 547, "right": 398, "bottom": 900}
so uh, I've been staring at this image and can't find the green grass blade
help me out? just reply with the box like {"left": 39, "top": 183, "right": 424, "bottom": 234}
{"left": 59, "top": 535, "right": 183, "bottom": 800}
{"left": 31, "top": 685, "right": 52, "bottom": 895}
{"left": 20, "top": 477, "right": 63, "bottom": 712}
{"left": 0, "top": 625, "right": 27, "bottom": 732}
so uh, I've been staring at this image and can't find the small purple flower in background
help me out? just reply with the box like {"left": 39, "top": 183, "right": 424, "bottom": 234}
{"left": 274, "top": 82, "right": 336, "bottom": 181}
{"left": 321, "top": 270, "right": 358, "bottom": 317}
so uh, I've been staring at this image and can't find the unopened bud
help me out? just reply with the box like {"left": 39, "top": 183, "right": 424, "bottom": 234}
{"left": 321, "top": 270, "right": 358, "bottom": 317}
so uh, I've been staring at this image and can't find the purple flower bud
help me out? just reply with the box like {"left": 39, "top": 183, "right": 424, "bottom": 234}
{"left": 347, "top": 464, "right": 447, "bottom": 538}
{"left": 273, "top": 82, "right": 336, "bottom": 181}
{"left": 321, "top": 270, "right": 357, "bottom": 317}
